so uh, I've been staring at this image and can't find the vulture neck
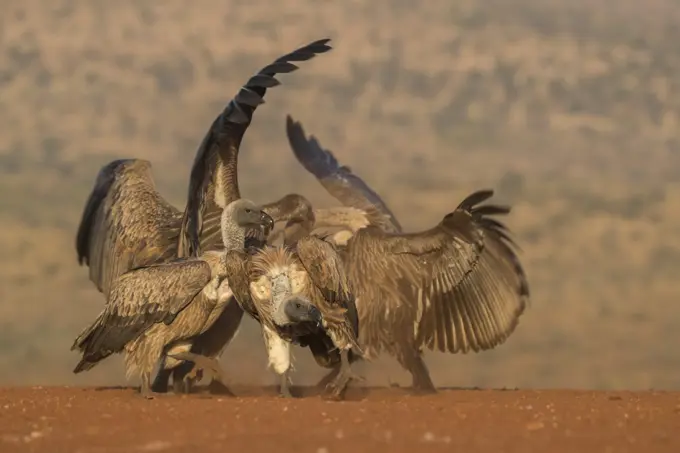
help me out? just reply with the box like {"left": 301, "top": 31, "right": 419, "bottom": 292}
{"left": 220, "top": 208, "right": 247, "bottom": 252}
{"left": 271, "top": 274, "right": 293, "bottom": 325}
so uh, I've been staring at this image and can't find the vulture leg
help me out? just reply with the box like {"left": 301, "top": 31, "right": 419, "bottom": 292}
{"left": 150, "top": 367, "right": 173, "bottom": 393}
{"left": 398, "top": 347, "right": 436, "bottom": 394}
{"left": 140, "top": 372, "right": 156, "bottom": 399}
{"left": 279, "top": 371, "right": 293, "bottom": 399}
{"left": 261, "top": 326, "right": 294, "bottom": 398}
{"left": 173, "top": 361, "right": 198, "bottom": 394}
{"left": 315, "top": 365, "right": 341, "bottom": 389}
{"left": 323, "top": 350, "right": 363, "bottom": 401}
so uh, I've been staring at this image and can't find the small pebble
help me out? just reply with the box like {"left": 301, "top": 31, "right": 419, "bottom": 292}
{"left": 422, "top": 432, "right": 435, "bottom": 442}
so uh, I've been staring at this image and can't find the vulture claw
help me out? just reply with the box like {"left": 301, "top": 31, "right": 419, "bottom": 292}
{"left": 322, "top": 350, "right": 362, "bottom": 401}
{"left": 167, "top": 352, "right": 232, "bottom": 395}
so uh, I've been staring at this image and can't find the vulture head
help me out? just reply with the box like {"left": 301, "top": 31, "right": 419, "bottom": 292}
{"left": 221, "top": 199, "right": 274, "bottom": 248}
{"left": 249, "top": 250, "right": 324, "bottom": 337}
{"left": 281, "top": 296, "right": 323, "bottom": 326}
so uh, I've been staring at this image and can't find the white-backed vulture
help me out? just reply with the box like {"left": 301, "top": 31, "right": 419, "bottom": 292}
{"left": 74, "top": 38, "right": 333, "bottom": 393}
{"left": 216, "top": 235, "right": 363, "bottom": 400}
{"left": 268, "top": 116, "right": 530, "bottom": 394}
{"left": 71, "top": 199, "right": 274, "bottom": 397}
{"left": 157, "top": 39, "right": 334, "bottom": 394}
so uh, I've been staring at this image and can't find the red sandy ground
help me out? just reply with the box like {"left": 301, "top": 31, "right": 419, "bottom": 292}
{"left": 0, "top": 386, "right": 678, "bottom": 453}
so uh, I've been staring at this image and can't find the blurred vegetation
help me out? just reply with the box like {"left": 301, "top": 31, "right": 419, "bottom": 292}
{"left": 1, "top": 0, "right": 679, "bottom": 390}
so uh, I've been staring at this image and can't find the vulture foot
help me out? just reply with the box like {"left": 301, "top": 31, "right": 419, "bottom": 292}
{"left": 279, "top": 372, "right": 295, "bottom": 398}
{"left": 408, "top": 354, "right": 437, "bottom": 395}
{"left": 140, "top": 373, "right": 163, "bottom": 399}
{"left": 315, "top": 365, "right": 340, "bottom": 389}
{"left": 168, "top": 361, "right": 198, "bottom": 394}
{"left": 412, "top": 381, "right": 437, "bottom": 395}
{"left": 167, "top": 352, "right": 230, "bottom": 392}
{"left": 323, "top": 350, "right": 363, "bottom": 401}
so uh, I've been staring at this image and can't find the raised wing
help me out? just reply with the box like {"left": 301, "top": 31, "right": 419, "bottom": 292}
{"left": 286, "top": 115, "right": 402, "bottom": 233}
{"left": 71, "top": 259, "right": 212, "bottom": 372}
{"left": 178, "top": 39, "right": 333, "bottom": 258}
{"left": 347, "top": 189, "right": 528, "bottom": 354}
{"left": 75, "top": 159, "right": 181, "bottom": 297}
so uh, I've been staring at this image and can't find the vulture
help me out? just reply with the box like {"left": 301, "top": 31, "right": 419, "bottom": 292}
{"left": 73, "top": 38, "right": 333, "bottom": 393}
{"left": 216, "top": 235, "right": 363, "bottom": 400}
{"left": 264, "top": 116, "right": 530, "bottom": 394}
{"left": 71, "top": 199, "right": 274, "bottom": 397}
{"left": 154, "top": 39, "right": 346, "bottom": 393}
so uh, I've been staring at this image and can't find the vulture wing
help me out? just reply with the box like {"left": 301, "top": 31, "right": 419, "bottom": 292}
{"left": 222, "top": 249, "right": 260, "bottom": 323}
{"left": 178, "top": 39, "right": 333, "bottom": 258}
{"left": 346, "top": 189, "right": 529, "bottom": 354}
{"left": 71, "top": 259, "right": 213, "bottom": 372}
{"left": 75, "top": 159, "right": 181, "bottom": 297}
{"left": 285, "top": 115, "right": 402, "bottom": 233}
{"left": 295, "top": 235, "right": 359, "bottom": 342}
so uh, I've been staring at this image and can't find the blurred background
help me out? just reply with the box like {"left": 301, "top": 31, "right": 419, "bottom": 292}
{"left": 1, "top": 0, "right": 678, "bottom": 390}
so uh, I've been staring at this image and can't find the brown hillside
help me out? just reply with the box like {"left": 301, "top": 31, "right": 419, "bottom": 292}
{"left": 1, "top": 0, "right": 679, "bottom": 390}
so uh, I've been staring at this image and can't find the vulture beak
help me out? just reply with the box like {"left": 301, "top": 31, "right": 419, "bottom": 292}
{"left": 309, "top": 305, "right": 323, "bottom": 327}
{"left": 284, "top": 298, "right": 323, "bottom": 326}
{"left": 259, "top": 211, "right": 275, "bottom": 235}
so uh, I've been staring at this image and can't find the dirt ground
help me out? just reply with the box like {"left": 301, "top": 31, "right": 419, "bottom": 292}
{"left": 0, "top": 386, "right": 678, "bottom": 453}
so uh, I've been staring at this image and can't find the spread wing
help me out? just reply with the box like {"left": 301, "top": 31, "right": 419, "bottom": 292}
{"left": 286, "top": 115, "right": 402, "bottom": 233}
{"left": 294, "top": 235, "right": 359, "bottom": 341}
{"left": 75, "top": 159, "right": 181, "bottom": 297}
{"left": 347, "top": 189, "right": 529, "bottom": 354}
{"left": 178, "top": 39, "right": 333, "bottom": 258}
{"left": 72, "top": 259, "right": 212, "bottom": 372}
{"left": 222, "top": 249, "right": 260, "bottom": 322}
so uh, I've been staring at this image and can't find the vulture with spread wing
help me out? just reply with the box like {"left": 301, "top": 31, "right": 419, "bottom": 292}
{"left": 266, "top": 116, "right": 530, "bottom": 393}
{"left": 157, "top": 39, "right": 335, "bottom": 393}
{"left": 74, "top": 38, "right": 333, "bottom": 394}
{"left": 72, "top": 200, "right": 273, "bottom": 397}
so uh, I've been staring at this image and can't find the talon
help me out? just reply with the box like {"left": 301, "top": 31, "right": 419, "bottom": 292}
{"left": 322, "top": 350, "right": 360, "bottom": 400}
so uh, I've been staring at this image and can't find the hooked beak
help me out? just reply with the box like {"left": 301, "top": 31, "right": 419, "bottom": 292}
{"left": 259, "top": 211, "right": 274, "bottom": 235}
{"left": 309, "top": 305, "right": 323, "bottom": 327}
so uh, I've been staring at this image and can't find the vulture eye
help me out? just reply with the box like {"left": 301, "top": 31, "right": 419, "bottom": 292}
{"left": 245, "top": 208, "right": 252, "bottom": 214}
{"left": 295, "top": 303, "right": 301, "bottom": 309}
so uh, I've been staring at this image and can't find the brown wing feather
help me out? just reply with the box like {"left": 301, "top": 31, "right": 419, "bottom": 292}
{"left": 347, "top": 189, "right": 528, "bottom": 355}
{"left": 75, "top": 159, "right": 181, "bottom": 297}
{"left": 286, "top": 115, "right": 402, "bottom": 233}
{"left": 72, "top": 259, "right": 212, "bottom": 371}
{"left": 294, "top": 236, "right": 360, "bottom": 347}
{"left": 222, "top": 249, "right": 260, "bottom": 322}
{"left": 178, "top": 39, "right": 333, "bottom": 258}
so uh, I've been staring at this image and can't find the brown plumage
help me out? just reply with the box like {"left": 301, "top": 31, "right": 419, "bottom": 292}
{"left": 221, "top": 235, "right": 362, "bottom": 400}
{"left": 257, "top": 114, "right": 403, "bottom": 248}
{"left": 273, "top": 116, "right": 530, "bottom": 393}
{"left": 163, "top": 38, "right": 334, "bottom": 393}
{"left": 75, "top": 38, "right": 333, "bottom": 394}
{"left": 178, "top": 39, "right": 333, "bottom": 258}
{"left": 72, "top": 199, "right": 274, "bottom": 398}
{"left": 75, "top": 159, "right": 182, "bottom": 298}
{"left": 262, "top": 194, "right": 374, "bottom": 248}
